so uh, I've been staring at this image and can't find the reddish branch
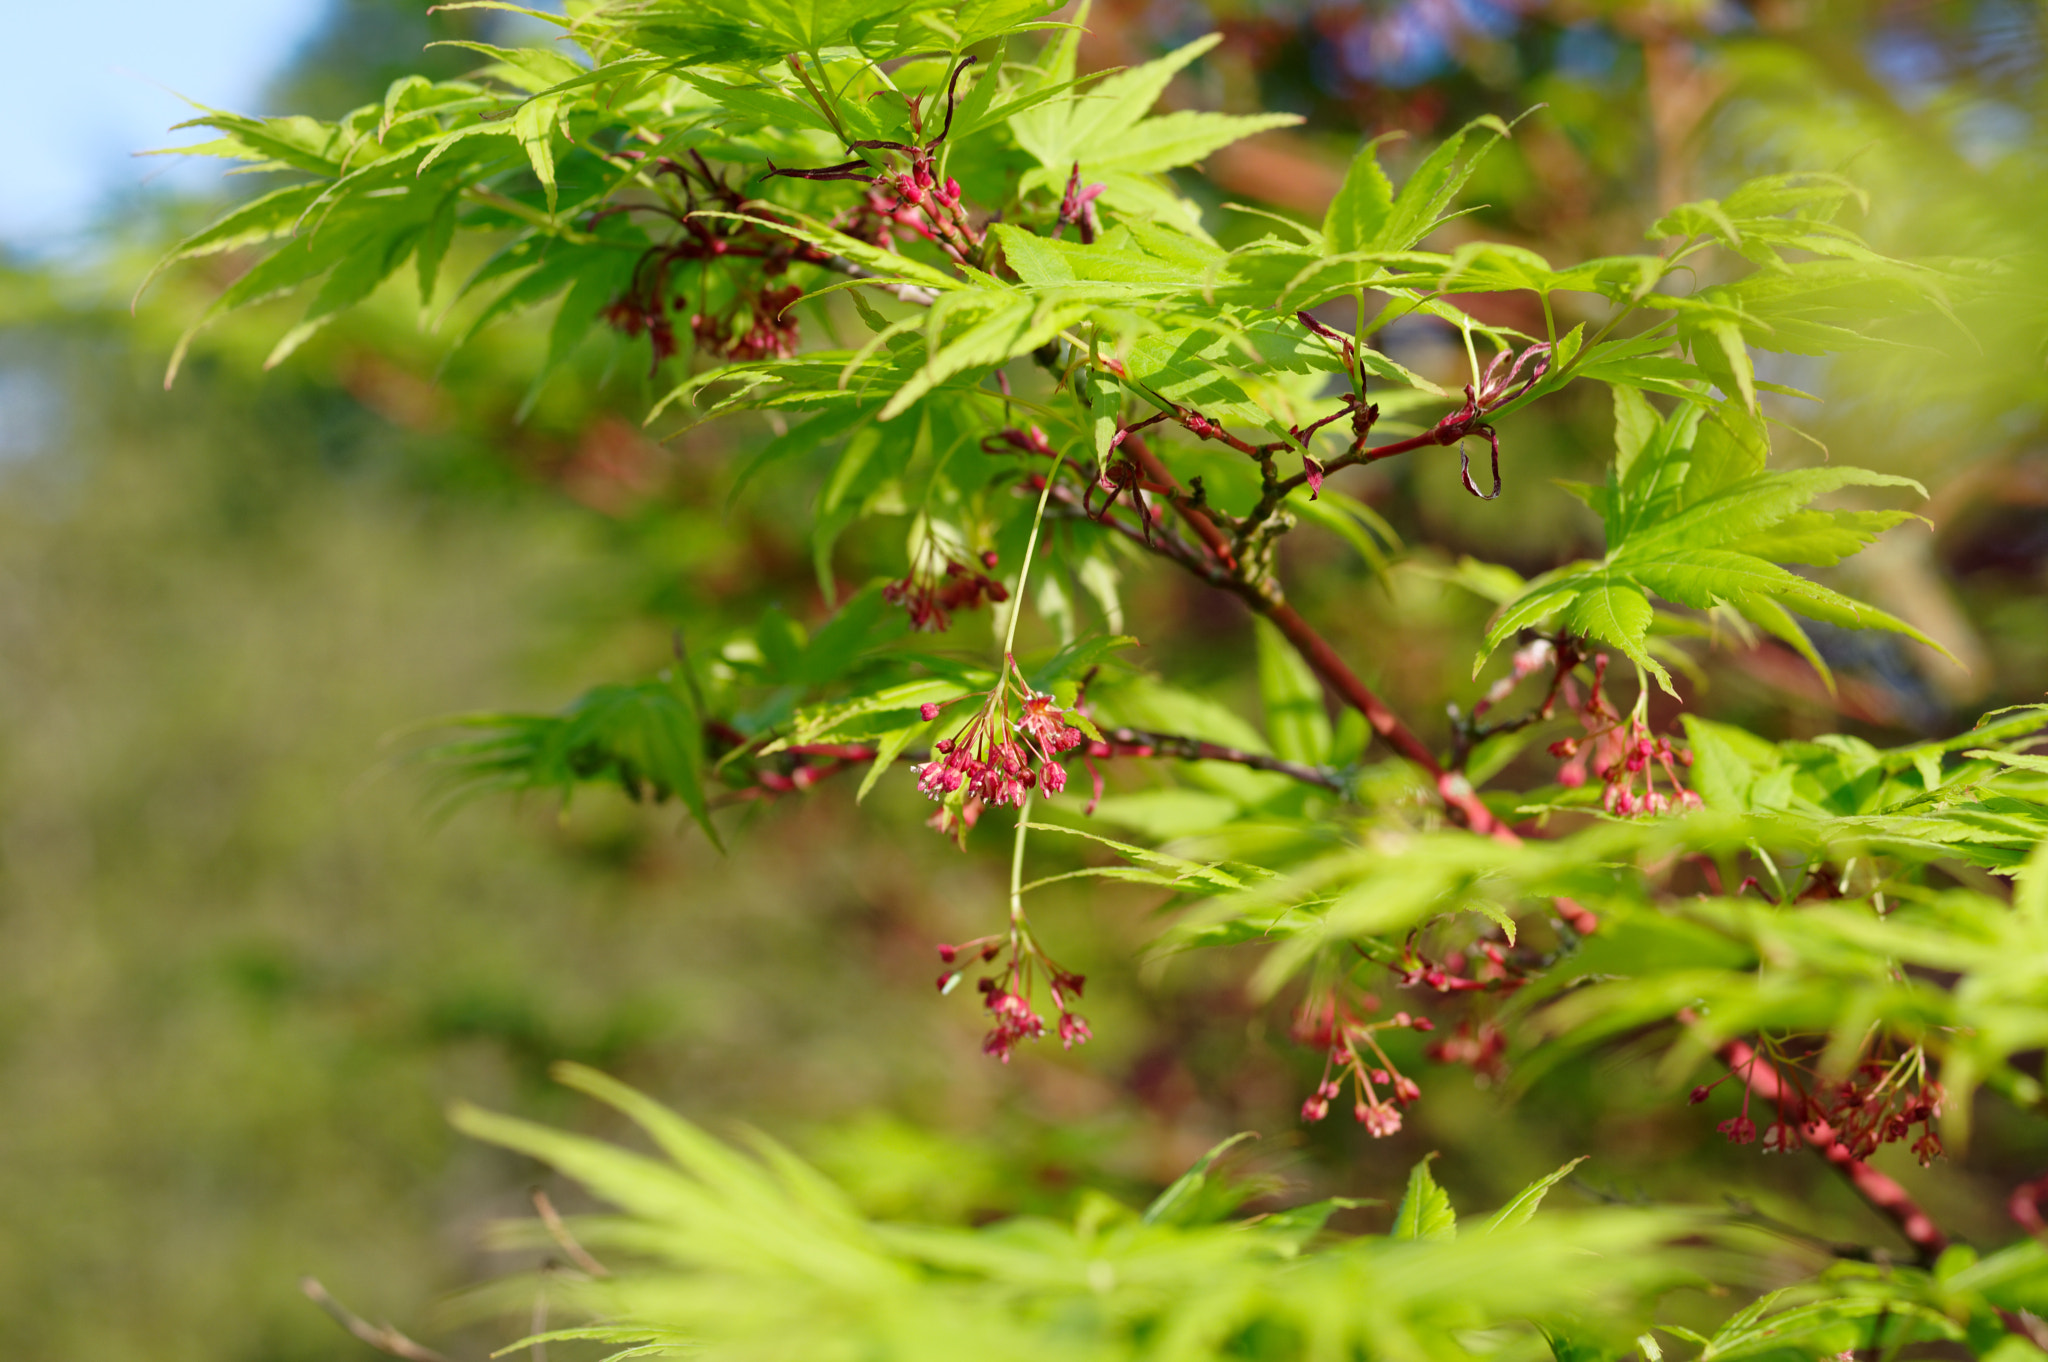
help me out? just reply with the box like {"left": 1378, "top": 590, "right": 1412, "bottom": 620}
{"left": 1713, "top": 1034, "right": 1949, "bottom": 1263}
{"left": 1116, "top": 435, "right": 1516, "bottom": 841}
{"left": 1086, "top": 725, "right": 1348, "bottom": 792}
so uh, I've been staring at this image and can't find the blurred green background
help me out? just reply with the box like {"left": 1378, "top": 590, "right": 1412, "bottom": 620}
{"left": 3, "top": 2, "right": 2046, "bottom": 1357}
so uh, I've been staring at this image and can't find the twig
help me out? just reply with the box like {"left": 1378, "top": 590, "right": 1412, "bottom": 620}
{"left": 532, "top": 1188, "right": 611, "bottom": 1277}
{"left": 301, "top": 1278, "right": 454, "bottom": 1362}
{"left": 1089, "top": 726, "right": 1349, "bottom": 793}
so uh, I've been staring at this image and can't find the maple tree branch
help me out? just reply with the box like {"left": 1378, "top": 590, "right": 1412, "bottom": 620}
{"left": 1084, "top": 726, "right": 1349, "bottom": 793}
{"left": 1114, "top": 436, "right": 1514, "bottom": 841}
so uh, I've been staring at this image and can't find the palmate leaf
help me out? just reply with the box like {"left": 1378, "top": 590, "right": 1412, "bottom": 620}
{"left": 1478, "top": 396, "right": 1941, "bottom": 691}
{"left": 1010, "top": 30, "right": 1302, "bottom": 200}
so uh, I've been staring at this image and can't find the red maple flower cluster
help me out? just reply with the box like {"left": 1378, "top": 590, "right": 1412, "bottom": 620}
{"left": 591, "top": 152, "right": 824, "bottom": 372}
{"left": 603, "top": 270, "right": 807, "bottom": 369}
{"left": 883, "top": 547, "right": 1008, "bottom": 632}
{"left": 773, "top": 57, "right": 985, "bottom": 268}
{"left": 688, "top": 284, "right": 803, "bottom": 362}
{"left": 1696, "top": 1037, "right": 1946, "bottom": 1166}
{"left": 936, "top": 934, "right": 1090, "bottom": 1063}
{"left": 1292, "top": 991, "right": 1433, "bottom": 1137}
{"left": 849, "top": 167, "right": 980, "bottom": 265}
{"left": 1822, "top": 1070, "right": 1945, "bottom": 1165}
{"left": 1549, "top": 655, "right": 1701, "bottom": 816}
{"left": 915, "top": 666, "right": 1087, "bottom": 810}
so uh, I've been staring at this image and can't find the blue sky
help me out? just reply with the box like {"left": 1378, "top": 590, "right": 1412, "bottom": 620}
{"left": 3, "top": 0, "right": 329, "bottom": 249}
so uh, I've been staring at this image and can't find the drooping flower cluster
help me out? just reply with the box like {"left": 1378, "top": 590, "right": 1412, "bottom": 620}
{"left": 689, "top": 284, "right": 804, "bottom": 362}
{"left": 592, "top": 153, "right": 823, "bottom": 372}
{"left": 1548, "top": 654, "right": 1701, "bottom": 816}
{"left": 936, "top": 934, "right": 1090, "bottom": 1063}
{"left": 603, "top": 260, "right": 809, "bottom": 369}
{"left": 883, "top": 547, "right": 1008, "bottom": 633}
{"left": 1824, "top": 1069, "right": 1945, "bottom": 1165}
{"left": 1292, "top": 991, "right": 1433, "bottom": 1137}
{"left": 914, "top": 664, "right": 1087, "bottom": 811}
{"left": 1695, "top": 1037, "right": 1946, "bottom": 1166}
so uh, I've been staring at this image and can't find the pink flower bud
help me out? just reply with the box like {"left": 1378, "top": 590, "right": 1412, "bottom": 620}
{"left": 1689, "top": 1085, "right": 1711, "bottom": 1105}
{"left": 920, "top": 702, "right": 941, "bottom": 721}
